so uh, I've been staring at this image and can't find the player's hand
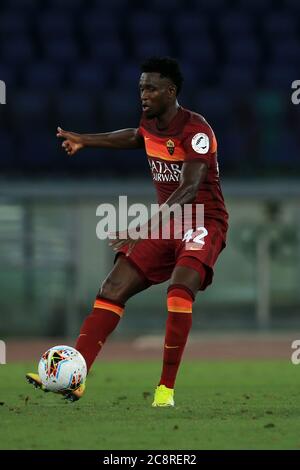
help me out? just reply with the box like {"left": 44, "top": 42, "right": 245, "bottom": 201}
{"left": 108, "top": 231, "right": 141, "bottom": 256}
{"left": 56, "top": 127, "right": 84, "bottom": 156}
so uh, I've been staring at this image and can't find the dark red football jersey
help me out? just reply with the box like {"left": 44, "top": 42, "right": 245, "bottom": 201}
{"left": 138, "top": 106, "right": 229, "bottom": 232}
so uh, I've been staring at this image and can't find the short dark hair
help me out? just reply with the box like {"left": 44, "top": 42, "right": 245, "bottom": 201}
{"left": 140, "top": 56, "right": 183, "bottom": 96}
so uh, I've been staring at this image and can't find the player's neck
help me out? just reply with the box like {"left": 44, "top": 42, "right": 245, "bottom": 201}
{"left": 156, "top": 102, "right": 181, "bottom": 130}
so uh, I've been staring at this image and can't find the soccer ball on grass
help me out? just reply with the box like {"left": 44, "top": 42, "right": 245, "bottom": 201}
{"left": 38, "top": 345, "right": 87, "bottom": 392}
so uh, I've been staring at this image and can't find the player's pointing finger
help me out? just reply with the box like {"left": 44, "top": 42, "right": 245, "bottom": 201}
{"left": 57, "top": 127, "right": 67, "bottom": 138}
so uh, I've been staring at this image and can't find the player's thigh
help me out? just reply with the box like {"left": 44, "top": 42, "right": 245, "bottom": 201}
{"left": 171, "top": 221, "right": 226, "bottom": 295}
{"left": 98, "top": 254, "right": 150, "bottom": 303}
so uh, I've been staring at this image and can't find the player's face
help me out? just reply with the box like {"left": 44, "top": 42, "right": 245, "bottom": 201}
{"left": 139, "top": 73, "right": 176, "bottom": 119}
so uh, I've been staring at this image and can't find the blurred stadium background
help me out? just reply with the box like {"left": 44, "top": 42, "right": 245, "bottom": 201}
{"left": 0, "top": 0, "right": 300, "bottom": 343}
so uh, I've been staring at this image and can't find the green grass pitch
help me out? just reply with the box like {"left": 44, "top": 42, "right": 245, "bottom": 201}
{"left": 0, "top": 360, "right": 299, "bottom": 450}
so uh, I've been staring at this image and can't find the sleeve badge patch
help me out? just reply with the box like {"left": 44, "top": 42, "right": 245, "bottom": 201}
{"left": 191, "top": 133, "right": 209, "bottom": 154}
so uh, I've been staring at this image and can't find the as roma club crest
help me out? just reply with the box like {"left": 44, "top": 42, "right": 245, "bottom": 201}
{"left": 166, "top": 139, "right": 175, "bottom": 155}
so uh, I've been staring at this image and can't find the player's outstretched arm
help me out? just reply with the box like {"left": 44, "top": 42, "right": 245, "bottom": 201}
{"left": 56, "top": 127, "right": 144, "bottom": 156}
{"left": 110, "top": 160, "right": 208, "bottom": 254}
{"left": 164, "top": 160, "right": 208, "bottom": 207}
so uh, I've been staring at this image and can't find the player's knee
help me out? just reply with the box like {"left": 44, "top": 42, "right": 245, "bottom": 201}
{"left": 170, "top": 263, "right": 208, "bottom": 296}
{"left": 98, "top": 277, "right": 126, "bottom": 304}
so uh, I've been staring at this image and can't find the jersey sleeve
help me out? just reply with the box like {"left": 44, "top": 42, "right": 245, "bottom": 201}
{"left": 182, "top": 122, "right": 217, "bottom": 167}
{"left": 137, "top": 116, "right": 145, "bottom": 137}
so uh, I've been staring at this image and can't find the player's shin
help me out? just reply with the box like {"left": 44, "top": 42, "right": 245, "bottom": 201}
{"left": 159, "top": 285, "right": 193, "bottom": 389}
{"left": 75, "top": 296, "right": 124, "bottom": 372}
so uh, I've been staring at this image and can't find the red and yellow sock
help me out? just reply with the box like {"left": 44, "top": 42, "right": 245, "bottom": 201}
{"left": 159, "top": 285, "right": 193, "bottom": 389}
{"left": 75, "top": 296, "right": 124, "bottom": 372}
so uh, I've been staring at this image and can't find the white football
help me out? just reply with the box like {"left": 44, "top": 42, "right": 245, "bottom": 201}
{"left": 38, "top": 345, "right": 87, "bottom": 392}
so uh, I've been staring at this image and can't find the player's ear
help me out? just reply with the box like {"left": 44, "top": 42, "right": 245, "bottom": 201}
{"left": 168, "top": 84, "right": 177, "bottom": 98}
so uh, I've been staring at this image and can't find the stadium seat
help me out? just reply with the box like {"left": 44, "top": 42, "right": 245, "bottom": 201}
{"left": 192, "top": 0, "right": 227, "bottom": 12}
{"left": 56, "top": 90, "right": 98, "bottom": 130}
{"left": 180, "top": 61, "right": 203, "bottom": 87}
{"left": 3, "top": 0, "right": 37, "bottom": 10}
{"left": 224, "top": 126, "right": 263, "bottom": 175}
{"left": 134, "top": 38, "right": 171, "bottom": 61}
{"left": 129, "top": 11, "right": 164, "bottom": 37}
{"left": 151, "top": 0, "right": 183, "bottom": 11}
{"left": 69, "top": 62, "right": 110, "bottom": 91}
{"left": 0, "top": 11, "right": 29, "bottom": 36}
{"left": 172, "top": 13, "right": 209, "bottom": 38}
{"left": 270, "top": 39, "right": 300, "bottom": 65}
{"left": 116, "top": 62, "right": 140, "bottom": 89}
{"left": 0, "top": 0, "right": 298, "bottom": 180}
{"left": 100, "top": 89, "right": 140, "bottom": 130}
{"left": 37, "top": 11, "right": 74, "bottom": 38}
{"left": 285, "top": 0, "right": 300, "bottom": 11}
{"left": 93, "top": 0, "right": 130, "bottom": 9}
{"left": 49, "top": 0, "right": 83, "bottom": 9}
{"left": 221, "top": 65, "right": 257, "bottom": 91}
{"left": 219, "top": 12, "right": 254, "bottom": 37}
{"left": 82, "top": 12, "right": 120, "bottom": 40}
{"left": 18, "top": 129, "right": 63, "bottom": 171}
{"left": 263, "top": 64, "right": 297, "bottom": 90}
{"left": 225, "top": 38, "right": 261, "bottom": 65}
{"left": 10, "top": 91, "right": 51, "bottom": 128}
{"left": 25, "top": 62, "right": 65, "bottom": 90}
{"left": 43, "top": 38, "right": 79, "bottom": 64}
{"left": 194, "top": 89, "right": 232, "bottom": 127}
{"left": 1, "top": 37, "right": 35, "bottom": 65}
{"left": 178, "top": 38, "right": 216, "bottom": 66}
{"left": 0, "top": 64, "right": 18, "bottom": 88}
{"left": 89, "top": 39, "right": 123, "bottom": 64}
{"left": 264, "top": 12, "right": 297, "bottom": 37}
{"left": 236, "top": 0, "right": 272, "bottom": 11}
